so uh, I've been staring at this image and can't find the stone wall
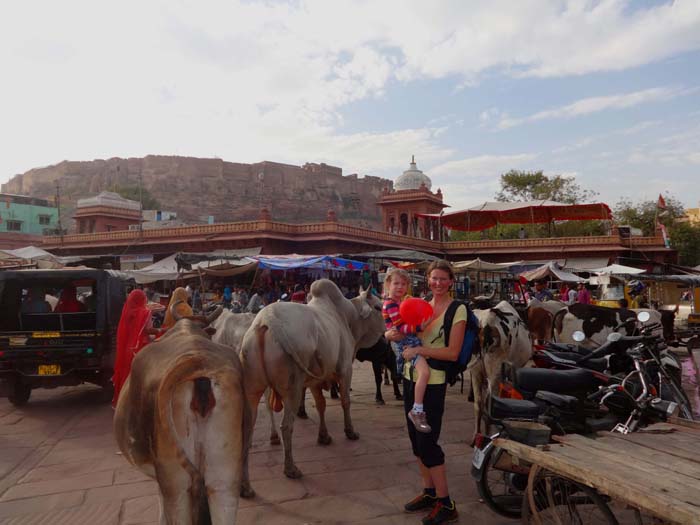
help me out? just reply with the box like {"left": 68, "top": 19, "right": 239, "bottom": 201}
{"left": 2, "top": 156, "right": 392, "bottom": 231}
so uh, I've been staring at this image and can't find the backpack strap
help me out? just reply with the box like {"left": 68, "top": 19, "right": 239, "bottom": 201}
{"left": 442, "top": 300, "right": 462, "bottom": 347}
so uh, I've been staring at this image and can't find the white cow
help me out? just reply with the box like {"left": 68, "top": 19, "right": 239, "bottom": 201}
{"left": 469, "top": 301, "right": 532, "bottom": 441}
{"left": 114, "top": 309, "right": 251, "bottom": 524}
{"left": 238, "top": 279, "right": 385, "bottom": 486}
{"left": 211, "top": 310, "right": 283, "bottom": 445}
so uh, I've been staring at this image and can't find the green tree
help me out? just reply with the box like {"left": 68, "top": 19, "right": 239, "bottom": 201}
{"left": 669, "top": 221, "right": 700, "bottom": 267}
{"left": 496, "top": 170, "right": 598, "bottom": 204}
{"left": 109, "top": 184, "right": 161, "bottom": 210}
{"left": 612, "top": 194, "right": 684, "bottom": 236}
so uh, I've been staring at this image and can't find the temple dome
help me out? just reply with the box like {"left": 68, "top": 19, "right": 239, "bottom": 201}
{"left": 394, "top": 156, "right": 432, "bottom": 191}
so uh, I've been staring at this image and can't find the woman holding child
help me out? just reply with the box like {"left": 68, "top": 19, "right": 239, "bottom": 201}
{"left": 385, "top": 260, "right": 466, "bottom": 525}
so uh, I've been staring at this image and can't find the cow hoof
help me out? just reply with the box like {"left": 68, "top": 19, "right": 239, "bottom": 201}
{"left": 317, "top": 434, "right": 332, "bottom": 446}
{"left": 240, "top": 484, "right": 256, "bottom": 499}
{"left": 345, "top": 429, "right": 360, "bottom": 440}
{"left": 284, "top": 466, "right": 303, "bottom": 479}
{"left": 297, "top": 409, "right": 309, "bottom": 420}
{"left": 270, "top": 434, "right": 281, "bottom": 446}
{"left": 383, "top": 379, "right": 390, "bottom": 386}
{"left": 375, "top": 398, "right": 385, "bottom": 405}
{"left": 395, "top": 394, "right": 403, "bottom": 401}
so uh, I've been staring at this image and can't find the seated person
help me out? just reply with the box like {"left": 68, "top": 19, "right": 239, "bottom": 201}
{"left": 21, "top": 287, "right": 52, "bottom": 314}
{"left": 54, "top": 284, "right": 86, "bottom": 313}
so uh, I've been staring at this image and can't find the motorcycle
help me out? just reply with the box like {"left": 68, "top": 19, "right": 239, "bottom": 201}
{"left": 472, "top": 314, "right": 687, "bottom": 519}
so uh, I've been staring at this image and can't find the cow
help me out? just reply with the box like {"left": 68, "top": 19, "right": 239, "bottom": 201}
{"left": 114, "top": 306, "right": 252, "bottom": 524}
{"left": 355, "top": 336, "right": 403, "bottom": 405}
{"left": 295, "top": 337, "right": 402, "bottom": 425}
{"left": 553, "top": 303, "right": 663, "bottom": 348}
{"left": 210, "top": 310, "right": 288, "bottom": 442}
{"left": 468, "top": 301, "right": 532, "bottom": 441}
{"left": 239, "top": 279, "right": 385, "bottom": 484}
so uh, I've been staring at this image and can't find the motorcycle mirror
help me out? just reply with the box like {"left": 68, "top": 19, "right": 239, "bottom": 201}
{"left": 607, "top": 332, "right": 623, "bottom": 342}
{"left": 637, "top": 311, "right": 650, "bottom": 323}
{"left": 572, "top": 331, "right": 585, "bottom": 342}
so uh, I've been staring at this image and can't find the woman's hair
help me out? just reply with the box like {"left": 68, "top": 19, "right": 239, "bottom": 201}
{"left": 426, "top": 259, "right": 455, "bottom": 281}
{"left": 383, "top": 267, "right": 410, "bottom": 298}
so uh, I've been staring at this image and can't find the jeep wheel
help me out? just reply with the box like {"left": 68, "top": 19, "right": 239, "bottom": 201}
{"left": 8, "top": 383, "right": 31, "bottom": 407}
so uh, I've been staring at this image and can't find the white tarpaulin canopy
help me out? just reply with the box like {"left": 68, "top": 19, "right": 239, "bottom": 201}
{"left": 125, "top": 248, "right": 261, "bottom": 284}
{"left": 453, "top": 258, "right": 522, "bottom": 272}
{"left": 519, "top": 261, "right": 586, "bottom": 283}
{"left": 589, "top": 264, "right": 646, "bottom": 275}
{"left": 0, "top": 246, "right": 84, "bottom": 268}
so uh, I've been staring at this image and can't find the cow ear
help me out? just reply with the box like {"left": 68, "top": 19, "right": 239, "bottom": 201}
{"left": 358, "top": 300, "right": 372, "bottom": 319}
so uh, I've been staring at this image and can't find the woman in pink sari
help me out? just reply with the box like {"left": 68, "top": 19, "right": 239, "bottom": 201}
{"left": 111, "top": 289, "right": 155, "bottom": 407}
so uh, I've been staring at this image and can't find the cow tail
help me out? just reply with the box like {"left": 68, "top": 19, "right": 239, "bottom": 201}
{"left": 155, "top": 352, "right": 224, "bottom": 481}
{"left": 552, "top": 308, "right": 566, "bottom": 342}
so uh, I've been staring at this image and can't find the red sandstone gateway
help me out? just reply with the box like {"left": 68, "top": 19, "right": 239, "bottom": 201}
{"left": 0, "top": 269, "right": 128, "bottom": 405}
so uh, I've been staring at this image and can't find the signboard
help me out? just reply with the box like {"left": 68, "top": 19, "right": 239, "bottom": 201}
{"left": 120, "top": 255, "right": 153, "bottom": 264}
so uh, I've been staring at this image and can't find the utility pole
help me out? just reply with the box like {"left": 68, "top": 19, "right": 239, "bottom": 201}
{"left": 138, "top": 169, "right": 144, "bottom": 240}
{"left": 55, "top": 181, "right": 64, "bottom": 246}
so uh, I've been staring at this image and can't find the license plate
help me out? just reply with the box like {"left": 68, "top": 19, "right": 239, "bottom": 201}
{"left": 38, "top": 364, "right": 61, "bottom": 376}
{"left": 472, "top": 447, "right": 487, "bottom": 469}
{"left": 32, "top": 332, "right": 61, "bottom": 339}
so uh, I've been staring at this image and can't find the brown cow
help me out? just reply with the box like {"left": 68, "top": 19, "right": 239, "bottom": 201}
{"left": 114, "top": 308, "right": 252, "bottom": 524}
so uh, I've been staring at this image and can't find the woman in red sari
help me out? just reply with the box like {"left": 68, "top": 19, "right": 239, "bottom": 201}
{"left": 54, "top": 284, "right": 85, "bottom": 313}
{"left": 111, "top": 289, "right": 155, "bottom": 407}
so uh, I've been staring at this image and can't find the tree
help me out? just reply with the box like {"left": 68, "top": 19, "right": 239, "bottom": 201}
{"left": 669, "top": 221, "right": 700, "bottom": 267}
{"left": 109, "top": 184, "right": 161, "bottom": 210}
{"left": 495, "top": 170, "right": 598, "bottom": 204}
{"left": 612, "top": 195, "right": 684, "bottom": 236}
{"left": 613, "top": 194, "right": 700, "bottom": 266}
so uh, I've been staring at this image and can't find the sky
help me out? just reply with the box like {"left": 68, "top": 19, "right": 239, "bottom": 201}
{"left": 1, "top": 0, "right": 700, "bottom": 213}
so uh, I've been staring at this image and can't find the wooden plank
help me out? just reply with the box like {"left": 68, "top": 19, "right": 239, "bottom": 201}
{"left": 606, "top": 430, "right": 700, "bottom": 463}
{"left": 553, "top": 433, "right": 700, "bottom": 483}
{"left": 494, "top": 439, "right": 700, "bottom": 524}
{"left": 641, "top": 422, "right": 700, "bottom": 442}
{"left": 668, "top": 417, "right": 700, "bottom": 431}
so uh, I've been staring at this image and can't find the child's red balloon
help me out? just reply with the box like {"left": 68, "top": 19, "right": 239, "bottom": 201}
{"left": 400, "top": 298, "right": 434, "bottom": 326}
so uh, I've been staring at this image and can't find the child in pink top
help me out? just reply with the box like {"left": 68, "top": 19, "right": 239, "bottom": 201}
{"left": 382, "top": 268, "right": 432, "bottom": 434}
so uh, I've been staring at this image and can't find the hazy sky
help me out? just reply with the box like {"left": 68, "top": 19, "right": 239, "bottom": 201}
{"left": 2, "top": 0, "right": 699, "bottom": 212}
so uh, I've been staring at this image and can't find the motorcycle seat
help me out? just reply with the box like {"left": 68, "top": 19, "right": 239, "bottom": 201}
{"left": 515, "top": 367, "right": 600, "bottom": 395}
{"left": 489, "top": 395, "right": 542, "bottom": 420}
{"left": 548, "top": 351, "right": 608, "bottom": 373}
{"left": 535, "top": 390, "right": 578, "bottom": 411}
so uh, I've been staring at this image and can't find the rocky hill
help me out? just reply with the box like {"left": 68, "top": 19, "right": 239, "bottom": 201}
{"left": 2, "top": 156, "right": 392, "bottom": 231}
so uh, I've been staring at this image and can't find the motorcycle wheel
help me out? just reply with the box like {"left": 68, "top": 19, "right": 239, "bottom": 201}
{"left": 476, "top": 446, "right": 527, "bottom": 519}
{"left": 521, "top": 466, "right": 618, "bottom": 524}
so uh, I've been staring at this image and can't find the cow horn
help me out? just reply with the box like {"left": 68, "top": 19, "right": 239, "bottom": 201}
{"left": 488, "top": 289, "right": 496, "bottom": 300}
{"left": 206, "top": 305, "right": 224, "bottom": 325}
{"left": 170, "top": 300, "right": 186, "bottom": 323}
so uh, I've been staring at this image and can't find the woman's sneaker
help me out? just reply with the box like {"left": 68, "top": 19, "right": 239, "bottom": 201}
{"left": 408, "top": 410, "right": 432, "bottom": 433}
{"left": 404, "top": 493, "right": 437, "bottom": 512}
{"left": 422, "top": 501, "right": 458, "bottom": 524}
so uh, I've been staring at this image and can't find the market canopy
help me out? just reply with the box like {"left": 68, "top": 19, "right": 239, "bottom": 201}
{"left": 416, "top": 200, "right": 613, "bottom": 231}
{"left": 0, "top": 246, "right": 84, "bottom": 268}
{"left": 125, "top": 248, "right": 261, "bottom": 284}
{"left": 349, "top": 249, "right": 440, "bottom": 262}
{"left": 589, "top": 264, "right": 646, "bottom": 275}
{"left": 627, "top": 274, "right": 700, "bottom": 287}
{"left": 519, "top": 261, "right": 586, "bottom": 283}
{"left": 452, "top": 258, "right": 522, "bottom": 272}
{"left": 254, "top": 255, "right": 369, "bottom": 271}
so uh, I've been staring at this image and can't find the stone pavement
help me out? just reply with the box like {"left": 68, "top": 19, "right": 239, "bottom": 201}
{"left": 0, "top": 363, "right": 517, "bottom": 525}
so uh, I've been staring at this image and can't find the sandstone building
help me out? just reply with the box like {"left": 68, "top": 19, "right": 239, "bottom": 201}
{"left": 1, "top": 156, "right": 391, "bottom": 231}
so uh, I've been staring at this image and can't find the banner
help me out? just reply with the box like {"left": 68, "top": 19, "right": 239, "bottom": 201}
{"left": 659, "top": 223, "right": 671, "bottom": 248}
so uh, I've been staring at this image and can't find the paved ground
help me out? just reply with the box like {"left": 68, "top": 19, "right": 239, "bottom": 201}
{"left": 2, "top": 352, "right": 697, "bottom": 525}
{"left": 0, "top": 362, "right": 517, "bottom": 525}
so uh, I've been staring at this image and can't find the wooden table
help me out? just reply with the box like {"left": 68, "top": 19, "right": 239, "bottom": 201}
{"left": 494, "top": 418, "right": 700, "bottom": 524}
